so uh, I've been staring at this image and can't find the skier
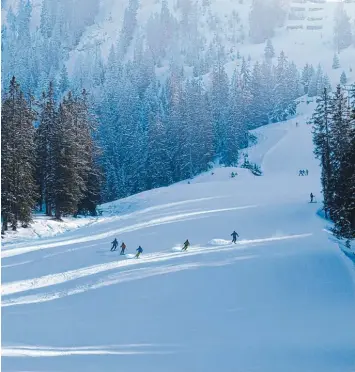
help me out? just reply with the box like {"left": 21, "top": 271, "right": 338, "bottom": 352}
{"left": 135, "top": 246, "right": 143, "bottom": 258}
{"left": 182, "top": 239, "right": 190, "bottom": 251}
{"left": 310, "top": 193, "right": 314, "bottom": 203}
{"left": 120, "top": 242, "right": 126, "bottom": 255}
{"left": 298, "top": 170, "right": 303, "bottom": 176}
{"left": 231, "top": 230, "right": 239, "bottom": 244}
{"left": 111, "top": 238, "right": 118, "bottom": 251}
{"left": 305, "top": 169, "right": 309, "bottom": 176}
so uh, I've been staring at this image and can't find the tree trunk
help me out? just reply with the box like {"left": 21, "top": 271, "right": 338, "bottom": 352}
{"left": 11, "top": 220, "right": 17, "bottom": 231}
{"left": 2, "top": 215, "right": 8, "bottom": 233}
{"left": 46, "top": 199, "right": 52, "bottom": 216}
{"left": 55, "top": 206, "right": 61, "bottom": 220}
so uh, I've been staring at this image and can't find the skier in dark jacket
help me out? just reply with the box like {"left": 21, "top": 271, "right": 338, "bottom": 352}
{"left": 231, "top": 231, "right": 239, "bottom": 244}
{"left": 120, "top": 242, "right": 126, "bottom": 255}
{"left": 310, "top": 193, "right": 314, "bottom": 203}
{"left": 135, "top": 246, "right": 143, "bottom": 258}
{"left": 182, "top": 239, "right": 190, "bottom": 251}
{"left": 111, "top": 238, "right": 118, "bottom": 251}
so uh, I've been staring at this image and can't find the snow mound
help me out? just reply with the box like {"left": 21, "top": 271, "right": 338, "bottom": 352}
{"left": 2, "top": 214, "right": 101, "bottom": 245}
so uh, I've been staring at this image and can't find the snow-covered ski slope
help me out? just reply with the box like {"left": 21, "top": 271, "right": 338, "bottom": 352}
{"left": 2, "top": 105, "right": 355, "bottom": 372}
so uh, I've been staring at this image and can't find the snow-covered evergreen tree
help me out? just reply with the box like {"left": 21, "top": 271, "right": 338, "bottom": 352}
{"left": 311, "top": 84, "right": 355, "bottom": 240}
{"left": 59, "top": 64, "right": 70, "bottom": 95}
{"left": 35, "top": 82, "right": 57, "bottom": 215}
{"left": 340, "top": 71, "right": 347, "bottom": 85}
{"left": 264, "top": 39, "right": 275, "bottom": 60}
{"left": 332, "top": 53, "right": 340, "bottom": 69}
{"left": 211, "top": 61, "right": 230, "bottom": 155}
{"left": 1, "top": 77, "right": 37, "bottom": 231}
{"left": 146, "top": 112, "right": 172, "bottom": 189}
{"left": 334, "top": 4, "right": 353, "bottom": 52}
{"left": 118, "top": 0, "right": 139, "bottom": 57}
{"left": 311, "top": 87, "right": 332, "bottom": 218}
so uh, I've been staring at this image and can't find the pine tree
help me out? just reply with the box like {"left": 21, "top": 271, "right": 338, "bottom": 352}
{"left": 332, "top": 53, "right": 340, "bottom": 69}
{"left": 331, "top": 127, "right": 355, "bottom": 240}
{"left": 118, "top": 0, "right": 139, "bottom": 57}
{"left": 340, "top": 71, "right": 347, "bottom": 85}
{"left": 272, "top": 51, "right": 296, "bottom": 121}
{"left": 308, "top": 64, "right": 322, "bottom": 97}
{"left": 35, "top": 82, "right": 57, "bottom": 215}
{"left": 250, "top": 62, "right": 268, "bottom": 128}
{"left": 264, "top": 39, "right": 275, "bottom": 60}
{"left": 311, "top": 87, "right": 333, "bottom": 219}
{"left": 320, "top": 74, "right": 332, "bottom": 96}
{"left": 328, "top": 85, "right": 354, "bottom": 239}
{"left": 260, "top": 59, "right": 275, "bottom": 124}
{"left": 59, "top": 64, "right": 69, "bottom": 94}
{"left": 334, "top": 4, "right": 352, "bottom": 52}
{"left": 301, "top": 64, "right": 315, "bottom": 94}
{"left": 308, "top": 74, "right": 318, "bottom": 98}
{"left": 52, "top": 92, "right": 87, "bottom": 219}
{"left": 40, "top": 0, "right": 56, "bottom": 38}
{"left": 146, "top": 112, "right": 172, "bottom": 189}
{"left": 75, "top": 90, "right": 102, "bottom": 216}
{"left": 312, "top": 83, "right": 355, "bottom": 238}
{"left": 223, "top": 71, "right": 242, "bottom": 165}
{"left": 211, "top": 61, "right": 229, "bottom": 156}
{"left": 1, "top": 77, "right": 37, "bottom": 232}
{"left": 52, "top": 100, "right": 78, "bottom": 219}
{"left": 328, "top": 85, "right": 351, "bottom": 180}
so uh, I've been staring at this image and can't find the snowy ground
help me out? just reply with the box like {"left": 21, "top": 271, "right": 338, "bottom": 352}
{"left": 2, "top": 107, "right": 355, "bottom": 372}
{"left": 1, "top": 214, "right": 105, "bottom": 244}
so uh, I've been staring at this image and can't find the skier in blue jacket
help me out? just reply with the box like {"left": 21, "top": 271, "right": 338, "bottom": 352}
{"left": 182, "top": 239, "right": 190, "bottom": 251}
{"left": 111, "top": 238, "right": 118, "bottom": 251}
{"left": 135, "top": 246, "right": 143, "bottom": 258}
{"left": 231, "top": 231, "right": 239, "bottom": 244}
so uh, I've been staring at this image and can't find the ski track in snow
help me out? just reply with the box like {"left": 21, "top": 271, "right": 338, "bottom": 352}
{"left": 2, "top": 233, "right": 312, "bottom": 300}
{"left": 2, "top": 255, "right": 259, "bottom": 307}
{"left": 2, "top": 205, "right": 257, "bottom": 259}
{"left": 2, "top": 196, "right": 226, "bottom": 248}
{"left": 1, "top": 344, "right": 178, "bottom": 357}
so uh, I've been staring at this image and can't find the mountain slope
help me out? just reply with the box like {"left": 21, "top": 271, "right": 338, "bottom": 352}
{"left": 66, "top": 0, "right": 355, "bottom": 82}
{"left": 2, "top": 105, "right": 355, "bottom": 372}
{"left": 4, "top": 0, "right": 354, "bottom": 85}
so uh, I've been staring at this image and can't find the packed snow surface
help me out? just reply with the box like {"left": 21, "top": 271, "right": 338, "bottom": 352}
{"left": 2, "top": 106, "right": 355, "bottom": 372}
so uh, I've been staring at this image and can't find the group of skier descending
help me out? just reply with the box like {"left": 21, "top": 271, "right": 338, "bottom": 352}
{"left": 298, "top": 169, "right": 309, "bottom": 176}
{"left": 110, "top": 232, "right": 240, "bottom": 258}
{"left": 110, "top": 239, "right": 143, "bottom": 258}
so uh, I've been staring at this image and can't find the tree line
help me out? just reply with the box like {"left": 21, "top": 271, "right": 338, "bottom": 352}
{"left": 98, "top": 47, "right": 314, "bottom": 202}
{"left": 2, "top": 45, "right": 330, "bottom": 234}
{"left": 1, "top": 77, "right": 101, "bottom": 233}
{"left": 311, "top": 84, "right": 355, "bottom": 244}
